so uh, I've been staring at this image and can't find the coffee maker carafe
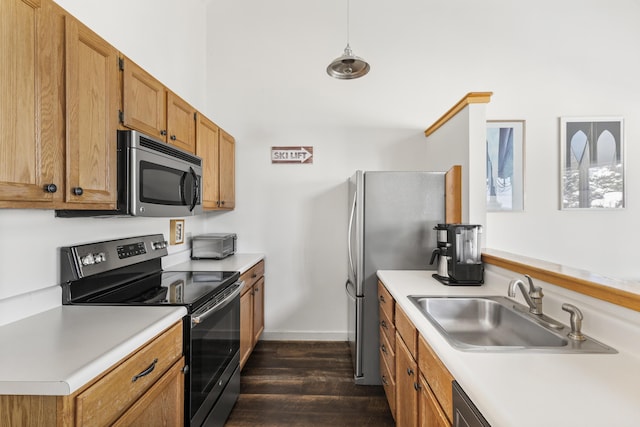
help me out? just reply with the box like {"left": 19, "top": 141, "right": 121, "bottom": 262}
{"left": 429, "top": 224, "right": 451, "bottom": 280}
{"left": 430, "top": 224, "right": 484, "bottom": 285}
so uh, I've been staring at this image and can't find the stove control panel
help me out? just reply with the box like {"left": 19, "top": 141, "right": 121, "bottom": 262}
{"left": 117, "top": 242, "right": 147, "bottom": 259}
{"left": 60, "top": 234, "right": 169, "bottom": 281}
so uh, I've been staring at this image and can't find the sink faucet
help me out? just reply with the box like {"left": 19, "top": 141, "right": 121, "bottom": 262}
{"left": 508, "top": 274, "right": 543, "bottom": 315}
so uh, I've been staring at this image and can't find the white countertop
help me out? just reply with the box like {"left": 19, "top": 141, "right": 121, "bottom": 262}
{"left": 165, "top": 253, "right": 264, "bottom": 275}
{"left": 377, "top": 269, "right": 640, "bottom": 427}
{"left": 0, "top": 305, "right": 186, "bottom": 396}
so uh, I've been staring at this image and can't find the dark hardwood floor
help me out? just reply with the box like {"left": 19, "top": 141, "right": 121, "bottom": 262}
{"left": 225, "top": 341, "right": 395, "bottom": 426}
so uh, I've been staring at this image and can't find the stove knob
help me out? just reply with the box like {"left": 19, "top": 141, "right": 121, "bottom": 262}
{"left": 153, "top": 241, "right": 167, "bottom": 250}
{"left": 81, "top": 254, "right": 95, "bottom": 266}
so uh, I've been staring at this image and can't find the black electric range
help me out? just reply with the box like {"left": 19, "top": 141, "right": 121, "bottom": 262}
{"left": 60, "top": 234, "right": 243, "bottom": 427}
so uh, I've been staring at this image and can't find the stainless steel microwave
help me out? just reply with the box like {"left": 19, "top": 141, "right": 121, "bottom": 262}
{"left": 56, "top": 130, "right": 203, "bottom": 217}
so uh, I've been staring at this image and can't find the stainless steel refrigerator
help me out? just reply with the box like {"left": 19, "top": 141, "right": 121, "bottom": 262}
{"left": 346, "top": 171, "right": 445, "bottom": 385}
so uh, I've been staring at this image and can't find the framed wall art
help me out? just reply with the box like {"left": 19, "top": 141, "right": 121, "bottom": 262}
{"left": 560, "top": 117, "right": 624, "bottom": 209}
{"left": 486, "top": 120, "right": 525, "bottom": 211}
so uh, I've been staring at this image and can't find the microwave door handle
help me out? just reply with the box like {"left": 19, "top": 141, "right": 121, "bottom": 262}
{"left": 192, "top": 168, "right": 200, "bottom": 208}
{"left": 183, "top": 167, "right": 198, "bottom": 212}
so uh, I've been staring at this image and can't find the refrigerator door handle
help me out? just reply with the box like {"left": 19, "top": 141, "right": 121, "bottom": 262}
{"left": 347, "top": 194, "right": 357, "bottom": 281}
{"left": 345, "top": 279, "right": 356, "bottom": 299}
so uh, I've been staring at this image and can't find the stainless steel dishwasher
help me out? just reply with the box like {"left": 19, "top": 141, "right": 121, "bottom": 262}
{"left": 452, "top": 381, "right": 491, "bottom": 427}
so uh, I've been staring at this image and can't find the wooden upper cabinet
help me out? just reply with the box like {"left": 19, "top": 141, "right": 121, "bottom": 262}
{"left": 121, "top": 57, "right": 167, "bottom": 141}
{"left": 0, "top": 0, "right": 59, "bottom": 206}
{"left": 64, "top": 14, "right": 118, "bottom": 206}
{"left": 196, "top": 117, "right": 236, "bottom": 210}
{"left": 166, "top": 90, "right": 197, "bottom": 153}
{"left": 196, "top": 114, "right": 221, "bottom": 209}
{"left": 121, "top": 58, "right": 197, "bottom": 154}
{"left": 219, "top": 129, "right": 236, "bottom": 209}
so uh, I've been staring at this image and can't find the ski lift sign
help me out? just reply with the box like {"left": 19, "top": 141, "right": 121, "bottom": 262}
{"left": 271, "top": 146, "right": 313, "bottom": 164}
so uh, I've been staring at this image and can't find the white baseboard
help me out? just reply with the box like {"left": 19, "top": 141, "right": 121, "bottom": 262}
{"left": 260, "top": 331, "right": 348, "bottom": 341}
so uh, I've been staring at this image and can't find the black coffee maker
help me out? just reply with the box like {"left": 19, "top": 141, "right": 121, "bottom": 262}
{"left": 430, "top": 223, "right": 484, "bottom": 285}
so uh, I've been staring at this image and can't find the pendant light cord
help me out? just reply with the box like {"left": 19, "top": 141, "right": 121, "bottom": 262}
{"left": 347, "top": 0, "right": 350, "bottom": 46}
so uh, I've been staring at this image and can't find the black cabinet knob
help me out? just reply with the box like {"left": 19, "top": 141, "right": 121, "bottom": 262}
{"left": 170, "top": 135, "right": 177, "bottom": 141}
{"left": 72, "top": 187, "right": 83, "bottom": 196}
{"left": 160, "top": 130, "right": 167, "bottom": 136}
{"left": 43, "top": 184, "right": 57, "bottom": 193}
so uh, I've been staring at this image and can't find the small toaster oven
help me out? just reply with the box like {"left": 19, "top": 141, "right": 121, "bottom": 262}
{"left": 191, "top": 233, "right": 237, "bottom": 259}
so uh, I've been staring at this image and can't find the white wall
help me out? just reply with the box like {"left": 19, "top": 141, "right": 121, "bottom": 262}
{"left": 423, "top": 103, "right": 489, "bottom": 228}
{"left": 2, "top": 0, "right": 640, "bottom": 332}
{"left": 204, "top": 0, "right": 640, "bottom": 338}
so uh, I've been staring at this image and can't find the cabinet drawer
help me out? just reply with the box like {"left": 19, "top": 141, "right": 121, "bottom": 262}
{"left": 379, "top": 323, "right": 395, "bottom": 380}
{"left": 379, "top": 304, "right": 395, "bottom": 354}
{"left": 377, "top": 281, "right": 395, "bottom": 323}
{"left": 75, "top": 322, "right": 183, "bottom": 427}
{"left": 240, "top": 260, "right": 264, "bottom": 295}
{"left": 418, "top": 335, "right": 454, "bottom": 423}
{"left": 379, "top": 347, "right": 396, "bottom": 419}
{"left": 395, "top": 305, "right": 417, "bottom": 358}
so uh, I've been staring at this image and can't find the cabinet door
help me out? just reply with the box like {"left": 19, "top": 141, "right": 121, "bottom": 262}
{"left": 65, "top": 15, "right": 118, "bottom": 206}
{"left": 196, "top": 114, "right": 220, "bottom": 209}
{"left": 112, "top": 358, "right": 185, "bottom": 427}
{"left": 0, "top": 0, "right": 58, "bottom": 205}
{"left": 253, "top": 277, "right": 265, "bottom": 344}
{"left": 218, "top": 129, "right": 235, "bottom": 209}
{"left": 122, "top": 57, "right": 167, "bottom": 141}
{"left": 419, "top": 335, "right": 454, "bottom": 423}
{"left": 419, "top": 375, "right": 451, "bottom": 427}
{"left": 166, "top": 91, "right": 196, "bottom": 153}
{"left": 396, "top": 334, "right": 419, "bottom": 427}
{"left": 239, "top": 286, "right": 253, "bottom": 369}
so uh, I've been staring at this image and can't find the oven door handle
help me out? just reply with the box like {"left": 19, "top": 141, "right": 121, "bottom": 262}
{"left": 191, "top": 280, "right": 245, "bottom": 327}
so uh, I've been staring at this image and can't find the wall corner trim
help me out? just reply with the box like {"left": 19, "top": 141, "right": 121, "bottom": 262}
{"left": 424, "top": 92, "right": 493, "bottom": 137}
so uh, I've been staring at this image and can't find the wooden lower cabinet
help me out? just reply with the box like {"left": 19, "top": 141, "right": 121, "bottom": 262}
{"left": 396, "top": 333, "right": 419, "bottom": 427}
{"left": 0, "top": 322, "right": 184, "bottom": 427}
{"left": 112, "top": 358, "right": 185, "bottom": 427}
{"left": 239, "top": 260, "right": 265, "bottom": 369}
{"left": 378, "top": 280, "right": 396, "bottom": 418}
{"left": 378, "top": 282, "right": 454, "bottom": 427}
{"left": 419, "top": 374, "right": 450, "bottom": 427}
{"left": 419, "top": 335, "right": 454, "bottom": 424}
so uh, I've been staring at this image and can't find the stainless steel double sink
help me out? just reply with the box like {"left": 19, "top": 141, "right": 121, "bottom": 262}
{"left": 408, "top": 296, "right": 616, "bottom": 353}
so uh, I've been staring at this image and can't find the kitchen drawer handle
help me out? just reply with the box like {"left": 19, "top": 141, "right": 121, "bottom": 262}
{"left": 170, "top": 134, "right": 177, "bottom": 141}
{"left": 72, "top": 187, "right": 83, "bottom": 196}
{"left": 132, "top": 358, "right": 158, "bottom": 383}
{"left": 381, "top": 344, "right": 387, "bottom": 354}
{"left": 414, "top": 382, "right": 421, "bottom": 391}
{"left": 380, "top": 320, "right": 388, "bottom": 329}
{"left": 407, "top": 367, "right": 414, "bottom": 376}
{"left": 381, "top": 375, "right": 389, "bottom": 386}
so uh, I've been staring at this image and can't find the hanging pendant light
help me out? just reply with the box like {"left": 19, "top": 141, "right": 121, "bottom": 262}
{"left": 327, "top": 0, "right": 370, "bottom": 79}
